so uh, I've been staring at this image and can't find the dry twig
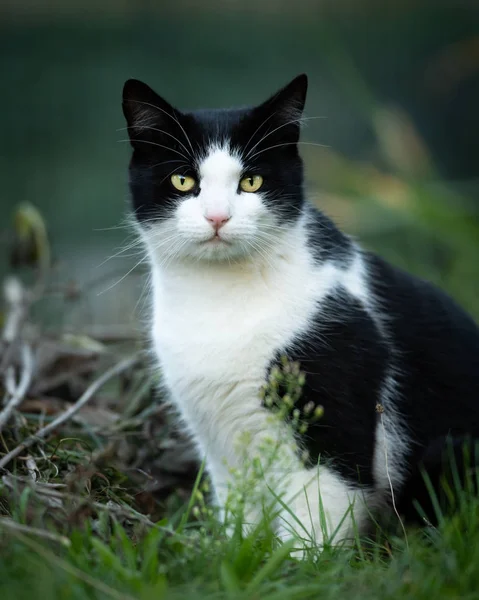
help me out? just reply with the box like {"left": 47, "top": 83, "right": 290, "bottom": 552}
{"left": 1, "top": 475, "right": 188, "bottom": 541}
{"left": 0, "top": 517, "right": 71, "bottom": 547}
{"left": 0, "top": 277, "right": 28, "bottom": 375}
{"left": 25, "top": 455, "right": 39, "bottom": 482}
{"left": 0, "top": 354, "right": 140, "bottom": 470}
{"left": 0, "top": 345, "right": 35, "bottom": 432}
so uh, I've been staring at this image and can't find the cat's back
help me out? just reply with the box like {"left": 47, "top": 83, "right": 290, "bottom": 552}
{"left": 367, "top": 253, "right": 479, "bottom": 438}
{"left": 367, "top": 253, "right": 479, "bottom": 362}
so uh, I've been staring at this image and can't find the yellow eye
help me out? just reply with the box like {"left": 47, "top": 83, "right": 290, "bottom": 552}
{"left": 239, "top": 175, "right": 263, "bottom": 193}
{"left": 171, "top": 174, "right": 196, "bottom": 192}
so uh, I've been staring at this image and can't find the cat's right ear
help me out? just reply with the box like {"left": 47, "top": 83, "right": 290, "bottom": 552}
{"left": 264, "top": 74, "right": 308, "bottom": 122}
{"left": 122, "top": 79, "right": 178, "bottom": 149}
{"left": 249, "top": 74, "right": 308, "bottom": 145}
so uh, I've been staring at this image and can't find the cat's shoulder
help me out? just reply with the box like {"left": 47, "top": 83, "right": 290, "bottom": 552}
{"left": 303, "top": 204, "right": 355, "bottom": 267}
{"left": 303, "top": 203, "right": 479, "bottom": 350}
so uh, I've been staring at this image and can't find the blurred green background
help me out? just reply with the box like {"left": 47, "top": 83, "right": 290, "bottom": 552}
{"left": 0, "top": 0, "right": 478, "bottom": 329}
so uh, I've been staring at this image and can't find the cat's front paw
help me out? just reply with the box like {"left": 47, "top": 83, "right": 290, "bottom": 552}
{"left": 276, "top": 522, "right": 319, "bottom": 560}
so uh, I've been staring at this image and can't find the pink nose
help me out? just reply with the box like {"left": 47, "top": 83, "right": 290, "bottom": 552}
{"left": 205, "top": 214, "right": 230, "bottom": 230}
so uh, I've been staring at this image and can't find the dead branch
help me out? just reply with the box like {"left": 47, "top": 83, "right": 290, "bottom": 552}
{"left": 0, "top": 354, "right": 140, "bottom": 470}
{"left": 44, "top": 325, "right": 142, "bottom": 343}
{"left": 25, "top": 456, "right": 39, "bottom": 482}
{"left": 0, "top": 344, "right": 34, "bottom": 432}
{"left": 1, "top": 277, "right": 25, "bottom": 344}
{"left": 0, "top": 277, "right": 28, "bottom": 375}
{"left": 30, "top": 357, "right": 99, "bottom": 396}
{"left": 0, "top": 517, "right": 71, "bottom": 547}
{"left": 1, "top": 474, "right": 185, "bottom": 540}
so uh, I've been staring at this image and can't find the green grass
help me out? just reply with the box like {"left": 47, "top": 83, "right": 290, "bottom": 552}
{"left": 1, "top": 429, "right": 479, "bottom": 600}
{"left": 1, "top": 486, "right": 479, "bottom": 600}
{"left": 1, "top": 355, "right": 478, "bottom": 600}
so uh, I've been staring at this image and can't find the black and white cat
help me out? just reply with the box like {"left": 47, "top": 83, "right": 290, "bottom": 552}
{"left": 122, "top": 74, "right": 479, "bottom": 549}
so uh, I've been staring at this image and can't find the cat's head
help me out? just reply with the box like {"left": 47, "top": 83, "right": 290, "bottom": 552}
{"left": 122, "top": 74, "right": 308, "bottom": 263}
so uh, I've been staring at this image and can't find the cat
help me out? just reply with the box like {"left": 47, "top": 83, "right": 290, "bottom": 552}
{"left": 122, "top": 74, "right": 479, "bottom": 551}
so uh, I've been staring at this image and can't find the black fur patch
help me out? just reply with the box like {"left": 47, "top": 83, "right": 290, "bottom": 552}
{"left": 271, "top": 287, "right": 390, "bottom": 485}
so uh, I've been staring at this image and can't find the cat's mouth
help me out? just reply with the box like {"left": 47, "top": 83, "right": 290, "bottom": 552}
{"left": 204, "top": 234, "right": 230, "bottom": 245}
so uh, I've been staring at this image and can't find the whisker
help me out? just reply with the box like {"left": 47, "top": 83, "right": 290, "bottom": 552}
{"left": 243, "top": 111, "right": 279, "bottom": 156}
{"left": 96, "top": 238, "right": 145, "bottom": 268}
{"left": 124, "top": 99, "right": 195, "bottom": 156}
{"left": 159, "top": 238, "right": 190, "bottom": 270}
{"left": 245, "top": 116, "right": 304, "bottom": 160}
{"left": 158, "top": 166, "right": 190, "bottom": 187}
{"left": 97, "top": 255, "right": 149, "bottom": 296}
{"left": 148, "top": 159, "right": 189, "bottom": 171}
{"left": 119, "top": 125, "right": 192, "bottom": 158}
{"left": 242, "top": 114, "right": 327, "bottom": 162}
{"left": 256, "top": 233, "right": 298, "bottom": 255}
{"left": 245, "top": 237, "right": 277, "bottom": 273}
{"left": 152, "top": 234, "right": 185, "bottom": 253}
{"left": 94, "top": 223, "right": 132, "bottom": 232}
{"left": 258, "top": 223, "right": 294, "bottom": 232}
{"left": 134, "top": 271, "right": 153, "bottom": 315}
{"left": 249, "top": 141, "right": 329, "bottom": 160}
{"left": 118, "top": 139, "right": 189, "bottom": 161}
{"left": 297, "top": 115, "right": 328, "bottom": 125}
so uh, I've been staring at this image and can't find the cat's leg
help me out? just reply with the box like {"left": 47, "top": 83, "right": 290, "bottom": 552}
{"left": 214, "top": 474, "right": 278, "bottom": 538}
{"left": 276, "top": 465, "right": 371, "bottom": 556}
{"left": 205, "top": 417, "right": 303, "bottom": 539}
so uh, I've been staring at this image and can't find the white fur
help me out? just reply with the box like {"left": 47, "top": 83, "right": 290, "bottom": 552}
{"left": 373, "top": 370, "right": 409, "bottom": 497}
{"left": 146, "top": 145, "right": 278, "bottom": 262}
{"left": 352, "top": 253, "right": 410, "bottom": 505}
{"left": 140, "top": 145, "right": 401, "bottom": 551}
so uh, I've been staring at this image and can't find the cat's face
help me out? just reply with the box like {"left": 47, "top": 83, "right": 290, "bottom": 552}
{"left": 122, "top": 75, "right": 307, "bottom": 263}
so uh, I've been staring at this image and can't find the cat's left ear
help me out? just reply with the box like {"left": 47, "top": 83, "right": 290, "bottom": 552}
{"left": 122, "top": 79, "right": 181, "bottom": 150}
{"left": 253, "top": 74, "right": 308, "bottom": 141}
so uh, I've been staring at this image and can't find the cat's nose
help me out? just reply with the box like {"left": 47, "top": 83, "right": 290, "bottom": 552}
{"left": 204, "top": 214, "right": 230, "bottom": 230}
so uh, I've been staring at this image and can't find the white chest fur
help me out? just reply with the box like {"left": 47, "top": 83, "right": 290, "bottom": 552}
{"left": 148, "top": 224, "right": 366, "bottom": 472}
{"left": 145, "top": 225, "right": 378, "bottom": 546}
{"left": 150, "top": 234, "right": 317, "bottom": 465}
